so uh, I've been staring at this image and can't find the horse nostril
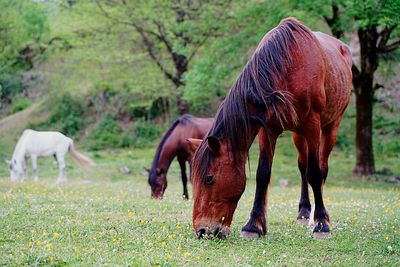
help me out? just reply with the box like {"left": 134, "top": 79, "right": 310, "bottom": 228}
{"left": 197, "top": 227, "right": 206, "bottom": 239}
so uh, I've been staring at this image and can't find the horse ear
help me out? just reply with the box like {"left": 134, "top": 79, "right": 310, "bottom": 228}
{"left": 206, "top": 136, "right": 221, "bottom": 155}
{"left": 143, "top": 167, "right": 150, "bottom": 173}
{"left": 187, "top": 138, "right": 202, "bottom": 154}
{"left": 5, "top": 160, "right": 11, "bottom": 166}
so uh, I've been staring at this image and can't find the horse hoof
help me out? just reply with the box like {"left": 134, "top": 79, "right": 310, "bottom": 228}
{"left": 313, "top": 231, "right": 331, "bottom": 239}
{"left": 240, "top": 231, "right": 261, "bottom": 239}
{"left": 297, "top": 218, "right": 309, "bottom": 226}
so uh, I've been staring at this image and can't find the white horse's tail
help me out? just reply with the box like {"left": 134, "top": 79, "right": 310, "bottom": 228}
{"left": 69, "top": 142, "right": 95, "bottom": 166}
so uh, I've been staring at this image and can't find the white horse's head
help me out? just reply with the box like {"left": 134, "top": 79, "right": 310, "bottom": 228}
{"left": 6, "top": 159, "right": 22, "bottom": 181}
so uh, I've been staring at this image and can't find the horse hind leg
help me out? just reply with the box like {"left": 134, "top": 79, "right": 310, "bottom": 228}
{"left": 178, "top": 157, "right": 189, "bottom": 200}
{"left": 320, "top": 118, "right": 342, "bottom": 182}
{"left": 293, "top": 133, "right": 311, "bottom": 225}
{"left": 56, "top": 153, "right": 67, "bottom": 184}
{"left": 304, "top": 113, "right": 331, "bottom": 239}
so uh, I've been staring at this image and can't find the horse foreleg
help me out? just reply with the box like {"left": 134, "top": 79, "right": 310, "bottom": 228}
{"left": 304, "top": 114, "right": 331, "bottom": 238}
{"left": 178, "top": 157, "right": 189, "bottom": 200}
{"left": 293, "top": 133, "right": 311, "bottom": 224}
{"left": 21, "top": 159, "right": 27, "bottom": 182}
{"left": 241, "top": 128, "right": 279, "bottom": 238}
{"left": 31, "top": 154, "right": 39, "bottom": 182}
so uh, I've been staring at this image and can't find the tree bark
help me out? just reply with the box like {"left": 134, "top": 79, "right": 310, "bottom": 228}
{"left": 353, "top": 26, "right": 378, "bottom": 176}
{"left": 354, "top": 76, "right": 375, "bottom": 175}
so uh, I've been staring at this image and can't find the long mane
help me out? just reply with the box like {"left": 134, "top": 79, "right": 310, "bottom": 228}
{"left": 194, "top": 18, "right": 315, "bottom": 180}
{"left": 148, "top": 114, "right": 193, "bottom": 184}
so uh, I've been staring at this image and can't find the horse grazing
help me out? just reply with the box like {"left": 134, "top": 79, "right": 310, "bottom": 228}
{"left": 147, "top": 115, "right": 213, "bottom": 199}
{"left": 6, "top": 129, "right": 95, "bottom": 183}
{"left": 188, "top": 18, "right": 352, "bottom": 239}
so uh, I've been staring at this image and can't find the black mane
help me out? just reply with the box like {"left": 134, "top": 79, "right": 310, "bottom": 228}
{"left": 193, "top": 18, "right": 314, "bottom": 181}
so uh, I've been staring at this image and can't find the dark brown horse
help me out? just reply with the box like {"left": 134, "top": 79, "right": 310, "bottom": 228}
{"left": 188, "top": 18, "right": 352, "bottom": 239}
{"left": 148, "top": 115, "right": 213, "bottom": 199}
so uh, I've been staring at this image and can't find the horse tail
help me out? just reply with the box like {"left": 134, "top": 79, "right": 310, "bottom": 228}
{"left": 68, "top": 141, "right": 95, "bottom": 166}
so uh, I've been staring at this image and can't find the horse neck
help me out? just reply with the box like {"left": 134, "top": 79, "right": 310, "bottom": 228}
{"left": 157, "top": 136, "right": 178, "bottom": 171}
{"left": 12, "top": 140, "right": 26, "bottom": 166}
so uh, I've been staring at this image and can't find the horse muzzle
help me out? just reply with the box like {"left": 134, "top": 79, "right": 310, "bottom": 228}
{"left": 196, "top": 225, "right": 231, "bottom": 240}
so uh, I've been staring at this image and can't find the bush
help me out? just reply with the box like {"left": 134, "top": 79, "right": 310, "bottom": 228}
{"left": 86, "top": 114, "right": 133, "bottom": 150}
{"left": 11, "top": 96, "right": 31, "bottom": 113}
{"left": 132, "top": 119, "right": 164, "bottom": 148}
{"left": 28, "top": 92, "right": 89, "bottom": 138}
{"left": 48, "top": 93, "right": 88, "bottom": 137}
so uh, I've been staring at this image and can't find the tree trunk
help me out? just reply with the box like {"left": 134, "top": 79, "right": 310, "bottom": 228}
{"left": 353, "top": 26, "right": 378, "bottom": 176}
{"left": 354, "top": 76, "right": 375, "bottom": 175}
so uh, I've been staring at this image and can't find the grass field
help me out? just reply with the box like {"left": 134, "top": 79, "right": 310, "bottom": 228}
{"left": 1, "top": 133, "right": 399, "bottom": 266}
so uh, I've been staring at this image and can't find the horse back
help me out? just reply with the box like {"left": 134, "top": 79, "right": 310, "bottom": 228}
{"left": 21, "top": 130, "right": 72, "bottom": 156}
{"left": 173, "top": 118, "right": 214, "bottom": 159}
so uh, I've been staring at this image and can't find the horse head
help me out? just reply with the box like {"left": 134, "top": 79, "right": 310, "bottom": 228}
{"left": 148, "top": 167, "right": 167, "bottom": 199}
{"left": 6, "top": 159, "right": 21, "bottom": 181}
{"left": 188, "top": 136, "right": 247, "bottom": 239}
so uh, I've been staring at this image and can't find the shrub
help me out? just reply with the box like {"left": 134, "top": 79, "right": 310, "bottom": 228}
{"left": 11, "top": 96, "right": 31, "bottom": 113}
{"left": 48, "top": 93, "right": 88, "bottom": 137}
{"left": 132, "top": 119, "right": 164, "bottom": 148}
{"left": 28, "top": 92, "right": 89, "bottom": 138}
{"left": 86, "top": 114, "right": 133, "bottom": 150}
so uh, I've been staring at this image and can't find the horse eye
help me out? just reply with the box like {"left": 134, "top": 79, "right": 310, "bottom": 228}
{"left": 205, "top": 175, "right": 214, "bottom": 185}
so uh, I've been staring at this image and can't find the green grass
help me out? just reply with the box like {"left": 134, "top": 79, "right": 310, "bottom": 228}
{"left": 0, "top": 133, "right": 399, "bottom": 266}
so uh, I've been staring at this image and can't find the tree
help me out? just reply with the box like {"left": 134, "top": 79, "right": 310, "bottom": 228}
{"left": 0, "top": 0, "right": 50, "bottom": 102}
{"left": 94, "top": 0, "right": 232, "bottom": 114}
{"left": 183, "top": 1, "right": 295, "bottom": 114}
{"left": 294, "top": 0, "right": 400, "bottom": 176}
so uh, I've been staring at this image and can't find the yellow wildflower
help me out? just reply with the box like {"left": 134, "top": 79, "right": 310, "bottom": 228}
{"left": 53, "top": 232, "right": 60, "bottom": 238}
{"left": 45, "top": 243, "right": 53, "bottom": 251}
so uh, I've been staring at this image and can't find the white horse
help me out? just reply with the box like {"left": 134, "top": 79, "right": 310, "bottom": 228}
{"left": 6, "top": 129, "right": 94, "bottom": 183}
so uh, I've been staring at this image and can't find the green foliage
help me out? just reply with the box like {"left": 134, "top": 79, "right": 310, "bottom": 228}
{"left": 21, "top": 1, "right": 49, "bottom": 41}
{"left": 11, "top": 96, "right": 32, "bottom": 113}
{"left": 0, "top": 0, "right": 50, "bottom": 102}
{"left": 292, "top": 0, "right": 400, "bottom": 33}
{"left": 132, "top": 119, "right": 164, "bottom": 148}
{"left": 48, "top": 93, "right": 88, "bottom": 137}
{"left": 183, "top": 0, "right": 314, "bottom": 114}
{"left": 29, "top": 92, "right": 88, "bottom": 137}
{"left": 86, "top": 114, "right": 132, "bottom": 151}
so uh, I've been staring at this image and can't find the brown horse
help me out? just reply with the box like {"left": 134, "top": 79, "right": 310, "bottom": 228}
{"left": 147, "top": 114, "right": 213, "bottom": 199}
{"left": 188, "top": 18, "right": 352, "bottom": 239}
